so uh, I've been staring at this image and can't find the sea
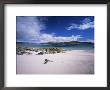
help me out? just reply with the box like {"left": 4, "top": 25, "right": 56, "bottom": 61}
{"left": 17, "top": 42, "right": 94, "bottom": 52}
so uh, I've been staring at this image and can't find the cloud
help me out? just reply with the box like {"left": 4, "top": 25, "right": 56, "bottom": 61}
{"left": 16, "top": 16, "right": 46, "bottom": 42}
{"left": 67, "top": 17, "right": 94, "bottom": 30}
{"left": 17, "top": 16, "right": 83, "bottom": 43}
{"left": 29, "top": 33, "right": 83, "bottom": 43}
{"left": 86, "top": 39, "right": 94, "bottom": 43}
{"left": 38, "top": 34, "right": 83, "bottom": 43}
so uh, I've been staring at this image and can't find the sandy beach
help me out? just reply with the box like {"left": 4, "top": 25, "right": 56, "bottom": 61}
{"left": 16, "top": 50, "right": 94, "bottom": 74}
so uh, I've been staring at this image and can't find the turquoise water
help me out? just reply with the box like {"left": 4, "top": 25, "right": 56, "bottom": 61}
{"left": 17, "top": 42, "right": 94, "bottom": 51}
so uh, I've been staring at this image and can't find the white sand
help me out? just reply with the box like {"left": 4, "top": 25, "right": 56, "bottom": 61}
{"left": 16, "top": 50, "right": 94, "bottom": 74}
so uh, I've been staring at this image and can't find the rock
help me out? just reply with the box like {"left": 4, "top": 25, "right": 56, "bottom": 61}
{"left": 38, "top": 52, "right": 44, "bottom": 55}
{"left": 43, "top": 59, "right": 53, "bottom": 64}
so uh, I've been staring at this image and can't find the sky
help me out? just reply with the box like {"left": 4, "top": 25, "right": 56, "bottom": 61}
{"left": 16, "top": 16, "right": 94, "bottom": 43}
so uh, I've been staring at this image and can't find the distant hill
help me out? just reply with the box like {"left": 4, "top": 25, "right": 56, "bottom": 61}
{"left": 47, "top": 41, "right": 94, "bottom": 45}
{"left": 17, "top": 41, "right": 94, "bottom": 46}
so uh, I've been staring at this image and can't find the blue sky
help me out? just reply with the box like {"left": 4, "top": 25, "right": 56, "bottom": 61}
{"left": 16, "top": 16, "right": 94, "bottom": 43}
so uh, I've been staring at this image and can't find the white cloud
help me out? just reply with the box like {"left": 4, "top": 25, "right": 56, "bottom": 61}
{"left": 67, "top": 17, "right": 94, "bottom": 30}
{"left": 17, "top": 16, "right": 83, "bottom": 43}
{"left": 17, "top": 16, "right": 46, "bottom": 42}
{"left": 86, "top": 39, "right": 94, "bottom": 43}
{"left": 38, "top": 34, "right": 83, "bottom": 43}
{"left": 79, "top": 22, "right": 94, "bottom": 30}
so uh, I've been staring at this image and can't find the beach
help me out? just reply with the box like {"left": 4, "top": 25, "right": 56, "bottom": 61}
{"left": 16, "top": 50, "right": 94, "bottom": 74}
